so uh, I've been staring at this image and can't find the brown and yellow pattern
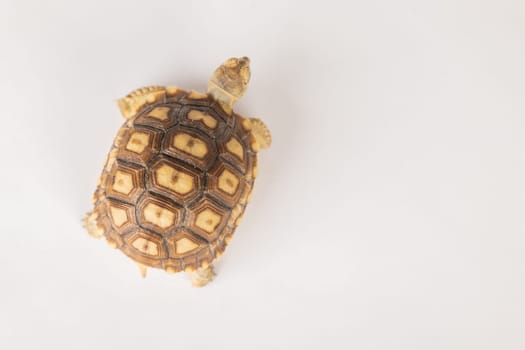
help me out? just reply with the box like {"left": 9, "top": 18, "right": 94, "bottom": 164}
{"left": 88, "top": 89, "right": 258, "bottom": 273}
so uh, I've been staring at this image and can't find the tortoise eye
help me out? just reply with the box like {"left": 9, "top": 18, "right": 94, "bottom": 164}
{"left": 238, "top": 57, "right": 250, "bottom": 68}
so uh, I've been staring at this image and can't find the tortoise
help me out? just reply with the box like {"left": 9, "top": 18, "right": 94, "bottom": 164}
{"left": 84, "top": 57, "right": 271, "bottom": 287}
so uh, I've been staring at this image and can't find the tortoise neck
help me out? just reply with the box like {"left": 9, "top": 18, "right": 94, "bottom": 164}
{"left": 207, "top": 81, "right": 238, "bottom": 114}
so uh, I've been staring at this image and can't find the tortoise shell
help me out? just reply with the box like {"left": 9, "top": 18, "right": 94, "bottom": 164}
{"left": 89, "top": 88, "right": 258, "bottom": 273}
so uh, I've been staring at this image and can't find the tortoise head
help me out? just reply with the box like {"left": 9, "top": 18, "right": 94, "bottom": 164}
{"left": 207, "top": 57, "right": 251, "bottom": 109}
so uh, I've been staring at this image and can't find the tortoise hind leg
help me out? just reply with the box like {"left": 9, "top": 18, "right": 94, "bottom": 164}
{"left": 137, "top": 263, "right": 148, "bottom": 278}
{"left": 188, "top": 264, "right": 216, "bottom": 287}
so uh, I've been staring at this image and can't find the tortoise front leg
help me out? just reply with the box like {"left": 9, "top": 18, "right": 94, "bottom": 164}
{"left": 246, "top": 118, "right": 271, "bottom": 151}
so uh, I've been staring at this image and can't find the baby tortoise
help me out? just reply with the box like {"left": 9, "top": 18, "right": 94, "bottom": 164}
{"left": 85, "top": 57, "right": 271, "bottom": 287}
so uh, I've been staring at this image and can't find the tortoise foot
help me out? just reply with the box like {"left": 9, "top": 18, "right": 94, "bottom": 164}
{"left": 189, "top": 265, "right": 216, "bottom": 287}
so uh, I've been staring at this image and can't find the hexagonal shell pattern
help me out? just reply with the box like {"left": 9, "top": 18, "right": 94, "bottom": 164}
{"left": 91, "top": 99, "right": 263, "bottom": 273}
{"left": 186, "top": 197, "right": 231, "bottom": 242}
{"left": 136, "top": 195, "right": 182, "bottom": 235}
{"left": 218, "top": 135, "right": 248, "bottom": 174}
{"left": 116, "top": 127, "right": 162, "bottom": 166}
{"left": 236, "top": 114, "right": 256, "bottom": 140}
{"left": 206, "top": 162, "right": 245, "bottom": 208}
{"left": 105, "top": 162, "right": 146, "bottom": 204}
{"left": 148, "top": 157, "right": 203, "bottom": 204}
{"left": 179, "top": 91, "right": 216, "bottom": 108}
{"left": 133, "top": 104, "right": 181, "bottom": 130}
{"left": 166, "top": 230, "right": 207, "bottom": 258}
{"left": 178, "top": 106, "right": 229, "bottom": 139}
{"left": 106, "top": 199, "right": 136, "bottom": 234}
{"left": 162, "top": 127, "right": 217, "bottom": 171}
{"left": 122, "top": 231, "right": 166, "bottom": 268}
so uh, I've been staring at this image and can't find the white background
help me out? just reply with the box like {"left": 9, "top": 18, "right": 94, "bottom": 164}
{"left": 1, "top": 0, "right": 524, "bottom": 349}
